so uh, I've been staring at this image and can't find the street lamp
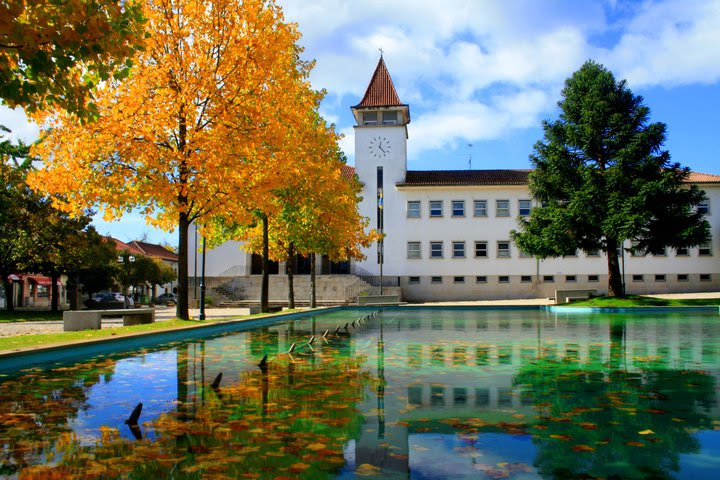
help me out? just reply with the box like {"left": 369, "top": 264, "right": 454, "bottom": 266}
{"left": 118, "top": 254, "right": 135, "bottom": 308}
{"left": 199, "top": 234, "right": 207, "bottom": 321}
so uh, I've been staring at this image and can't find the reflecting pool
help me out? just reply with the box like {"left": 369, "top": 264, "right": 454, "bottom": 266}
{"left": 1, "top": 307, "right": 720, "bottom": 479}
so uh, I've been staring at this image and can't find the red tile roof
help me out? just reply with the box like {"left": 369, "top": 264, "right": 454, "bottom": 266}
{"left": 108, "top": 237, "right": 144, "bottom": 255}
{"left": 354, "top": 56, "right": 405, "bottom": 108}
{"left": 399, "top": 170, "right": 532, "bottom": 186}
{"left": 130, "top": 241, "right": 179, "bottom": 262}
{"left": 397, "top": 170, "right": 720, "bottom": 186}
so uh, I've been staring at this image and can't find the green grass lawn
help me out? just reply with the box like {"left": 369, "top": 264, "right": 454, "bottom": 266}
{"left": 0, "top": 310, "right": 305, "bottom": 353}
{"left": 566, "top": 295, "right": 720, "bottom": 307}
{"left": 0, "top": 310, "right": 63, "bottom": 323}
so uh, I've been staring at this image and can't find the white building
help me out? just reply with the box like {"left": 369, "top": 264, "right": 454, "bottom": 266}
{"left": 190, "top": 57, "right": 720, "bottom": 303}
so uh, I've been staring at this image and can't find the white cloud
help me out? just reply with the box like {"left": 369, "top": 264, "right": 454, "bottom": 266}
{"left": 0, "top": 106, "right": 39, "bottom": 144}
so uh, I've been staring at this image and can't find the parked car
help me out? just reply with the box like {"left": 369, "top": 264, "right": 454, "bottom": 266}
{"left": 86, "top": 291, "right": 129, "bottom": 308}
{"left": 156, "top": 293, "right": 177, "bottom": 305}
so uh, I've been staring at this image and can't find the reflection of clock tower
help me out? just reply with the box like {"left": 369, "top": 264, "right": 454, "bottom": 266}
{"left": 352, "top": 56, "right": 410, "bottom": 274}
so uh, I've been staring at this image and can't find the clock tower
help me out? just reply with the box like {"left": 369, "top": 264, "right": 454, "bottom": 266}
{"left": 352, "top": 56, "right": 410, "bottom": 274}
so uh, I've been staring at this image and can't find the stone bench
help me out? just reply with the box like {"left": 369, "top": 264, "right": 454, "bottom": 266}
{"left": 555, "top": 289, "right": 597, "bottom": 304}
{"left": 63, "top": 308, "right": 156, "bottom": 331}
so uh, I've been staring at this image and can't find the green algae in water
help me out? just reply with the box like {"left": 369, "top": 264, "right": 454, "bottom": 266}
{"left": 1, "top": 308, "right": 719, "bottom": 479}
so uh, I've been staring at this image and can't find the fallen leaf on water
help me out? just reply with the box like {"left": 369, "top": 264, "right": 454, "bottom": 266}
{"left": 626, "top": 441, "right": 645, "bottom": 447}
{"left": 549, "top": 434, "right": 571, "bottom": 441}
{"left": 356, "top": 463, "right": 381, "bottom": 476}
{"left": 580, "top": 422, "right": 598, "bottom": 430}
{"left": 638, "top": 429, "right": 654, "bottom": 435}
{"left": 572, "top": 444, "right": 595, "bottom": 452}
{"left": 289, "top": 462, "right": 310, "bottom": 473}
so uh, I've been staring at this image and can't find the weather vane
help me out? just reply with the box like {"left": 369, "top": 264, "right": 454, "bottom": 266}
{"left": 379, "top": 47, "right": 384, "bottom": 57}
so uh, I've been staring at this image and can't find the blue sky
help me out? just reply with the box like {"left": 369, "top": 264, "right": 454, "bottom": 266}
{"left": 2, "top": 0, "right": 719, "bottom": 246}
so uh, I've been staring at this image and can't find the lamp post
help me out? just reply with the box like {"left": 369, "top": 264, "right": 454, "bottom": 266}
{"left": 118, "top": 254, "right": 135, "bottom": 309}
{"left": 199, "top": 235, "right": 207, "bottom": 321}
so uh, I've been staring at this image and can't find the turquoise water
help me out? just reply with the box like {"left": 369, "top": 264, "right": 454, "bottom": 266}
{"left": 1, "top": 307, "right": 719, "bottom": 479}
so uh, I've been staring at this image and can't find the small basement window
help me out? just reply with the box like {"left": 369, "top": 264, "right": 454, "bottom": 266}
{"left": 431, "top": 276, "right": 443, "bottom": 284}
{"left": 498, "top": 276, "right": 510, "bottom": 283}
{"left": 655, "top": 274, "right": 666, "bottom": 282}
{"left": 588, "top": 275, "right": 599, "bottom": 282}
{"left": 543, "top": 275, "right": 554, "bottom": 283}
{"left": 521, "top": 275, "right": 532, "bottom": 283}
{"left": 454, "top": 276, "right": 465, "bottom": 284}
{"left": 566, "top": 275, "right": 577, "bottom": 282}
{"left": 700, "top": 274, "right": 711, "bottom": 281}
{"left": 678, "top": 274, "right": 689, "bottom": 282}
{"left": 632, "top": 274, "right": 644, "bottom": 282}
{"left": 476, "top": 276, "right": 487, "bottom": 283}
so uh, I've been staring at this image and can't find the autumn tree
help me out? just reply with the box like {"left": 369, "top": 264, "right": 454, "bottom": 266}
{"left": 512, "top": 61, "right": 709, "bottom": 297}
{"left": 0, "top": 0, "right": 146, "bottom": 117}
{"left": 29, "top": 0, "right": 322, "bottom": 319}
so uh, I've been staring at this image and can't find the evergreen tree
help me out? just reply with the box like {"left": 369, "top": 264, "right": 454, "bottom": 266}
{"left": 512, "top": 61, "right": 709, "bottom": 297}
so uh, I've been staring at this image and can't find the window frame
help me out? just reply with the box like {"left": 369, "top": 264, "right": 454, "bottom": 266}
{"left": 451, "top": 200, "right": 465, "bottom": 217}
{"left": 473, "top": 200, "right": 487, "bottom": 217}
{"left": 429, "top": 200, "right": 443, "bottom": 218}
{"left": 496, "top": 241, "right": 511, "bottom": 258}
{"left": 518, "top": 199, "right": 531, "bottom": 216}
{"left": 474, "top": 241, "right": 488, "bottom": 258}
{"left": 407, "top": 241, "right": 421, "bottom": 259}
{"left": 496, "top": 199, "right": 510, "bottom": 217}
{"left": 452, "top": 241, "right": 466, "bottom": 258}
{"left": 406, "top": 200, "right": 421, "bottom": 218}
{"left": 430, "top": 241, "right": 443, "bottom": 259}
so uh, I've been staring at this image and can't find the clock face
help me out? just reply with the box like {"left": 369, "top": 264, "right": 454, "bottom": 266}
{"left": 369, "top": 136, "right": 391, "bottom": 159}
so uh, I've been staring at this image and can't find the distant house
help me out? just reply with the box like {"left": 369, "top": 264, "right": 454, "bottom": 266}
{"left": 110, "top": 238, "right": 179, "bottom": 299}
{"left": 3, "top": 273, "right": 65, "bottom": 309}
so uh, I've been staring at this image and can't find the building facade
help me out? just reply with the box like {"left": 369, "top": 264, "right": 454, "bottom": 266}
{"left": 352, "top": 57, "right": 720, "bottom": 301}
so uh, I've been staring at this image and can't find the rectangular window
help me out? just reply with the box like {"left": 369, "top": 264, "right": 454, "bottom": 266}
{"left": 452, "top": 241, "right": 465, "bottom": 258}
{"left": 474, "top": 241, "right": 488, "bottom": 258}
{"left": 676, "top": 247, "right": 689, "bottom": 256}
{"left": 363, "top": 111, "right": 377, "bottom": 125}
{"left": 653, "top": 248, "right": 667, "bottom": 257}
{"left": 408, "top": 276, "right": 420, "bottom": 284}
{"left": 632, "top": 274, "right": 644, "bottom": 282}
{"left": 588, "top": 275, "right": 599, "bottom": 282}
{"left": 700, "top": 273, "right": 711, "bottom": 281}
{"left": 430, "top": 241, "right": 443, "bottom": 258}
{"left": 407, "top": 242, "right": 421, "bottom": 259}
{"left": 407, "top": 201, "right": 421, "bottom": 218}
{"left": 431, "top": 276, "right": 443, "bottom": 284}
{"left": 429, "top": 200, "right": 443, "bottom": 217}
{"left": 521, "top": 275, "right": 532, "bottom": 283}
{"left": 586, "top": 250, "right": 600, "bottom": 257}
{"left": 473, "top": 200, "right": 487, "bottom": 217}
{"left": 497, "top": 241, "right": 511, "bottom": 258}
{"left": 451, "top": 200, "right": 465, "bottom": 217}
{"left": 453, "top": 276, "right": 465, "bottom": 284}
{"left": 566, "top": 275, "right": 577, "bottom": 282}
{"left": 519, "top": 199, "right": 531, "bottom": 216}
{"left": 498, "top": 275, "right": 510, "bottom": 283}
{"left": 655, "top": 274, "right": 666, "bottom": 282}
{"left": 496, "top": 200, "right": 510, "bottom": 217}
{"left": 382, "top": 110, "right": 398, "bottom": 125}
{"left": 699, "top": 242, "right": 712, "bottom": 256}
{"left": 678, "top": 274, "right": 689, "bottom": 282}
{"left": 476, "top": 276, "right": 487, "bottom": 283}
{"left": 543, "top": 275, "right": 555, "bottom": 283}
{"left": 698, "top": 200, "right": 710, "bottom": 215}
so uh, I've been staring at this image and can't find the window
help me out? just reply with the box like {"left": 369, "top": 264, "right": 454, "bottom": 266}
{"left": 588, "top": 275, "right": 599, "bottom": 282}
{"left": 475, "top": 241, "right": 488, "bottom": 258}
{"left": 632, "top": 274, "right": 644, "bottom": 282}
{"left": 363, "top": 111, "right": 377, "bottom": 125}
{"left": 496, "top": 200, "right": 510, "bottom": 217}
{"left": 543, "top": 275, "right": 555, "bottom": 283}
{"left": 566, "top": 275, "right": 577, "bottom": 282}
{"left": 451, "top": 200, "right": 465, "bottom": 217}
{"left": 700, "top": 273, "right": 712, "bottom": 281}
{"left": 586, "top": 250, "right": 600, "bottom": 257}
{"left": 521, "top": 275, "right": 532, "bottom": 283}
{"left": 430, "top": 241, "right": 443, "bottom": 258}
{"left": 678, "top": 274, "right": 689, "bottom": 282}
{"left": 407, "top": 242, "right": 421, "bottom": 259}
{"left": 430, "top": 200, "right": 443, "bottom": 217}
{"left": 519, "top": 199, "right": 531, "bottom": 216}
{"left": 676, "top": 247, "right": 689, "bottom": 256}
{"left": 382, "top": 110, "right": 398, "bottom": 125}
{"left": 699, "top": 242, "right": 712, "bottom": 256}
{"left": 431, "top": 276, "right": 443, "bottom": 284}
{"left": 452, "top": 241, "right": 466, "bottom": 258}
{"left": 653, "top": 248, "right": 667, "bottom": 257}
{"left": 498, "top": 276, "right": 510, "bottom": 283}
{"left": 476, "top": 276, "right": 487, "bottom": 283}
{"left": 408, "top": 276, "right": 420, "bottom": 284}
{"left": 473, "top": 200, "right": 487, "bottom": 217}
{"left": 453, "top": 276, "right": 465, "bottom": 284}
{"left": 698, "top": 200, "right": 710, "bottom": 215}
{"left": 655, "top": 274, "right": 666, "bottom": 282}
{"left": 497, "top": 241, "right": 511, "bottom": 258}
{"left": 407, "top": 201, "right": 421, "bottom": 218}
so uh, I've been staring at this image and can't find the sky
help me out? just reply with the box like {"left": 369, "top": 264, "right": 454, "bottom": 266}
{"left": 2, "top": 0, "right": 719, "bottom": 246}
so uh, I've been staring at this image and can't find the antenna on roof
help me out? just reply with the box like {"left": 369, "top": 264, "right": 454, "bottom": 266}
{"left": 468, "top": 144, "right": 473, "bottom": 170}
{"left": 379, "top": 47, "right": 384, "bottom": 57}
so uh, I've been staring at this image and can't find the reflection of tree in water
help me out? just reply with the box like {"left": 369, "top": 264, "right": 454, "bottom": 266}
{"left": 0, "top": 358, "right": 118, "bottom": 476}
{"left": 22, "top": 349, "right": 370, "bottom": 479}
{"left": 514, "top": 318, "right": 716, "bottom": 480}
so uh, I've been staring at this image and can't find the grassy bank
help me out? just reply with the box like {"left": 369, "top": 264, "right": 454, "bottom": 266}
{"left": 566, "top": 295, "right": 720, "bottom": 307}
{"left": 0, "top": 310, "right": 63, "bottom": 323}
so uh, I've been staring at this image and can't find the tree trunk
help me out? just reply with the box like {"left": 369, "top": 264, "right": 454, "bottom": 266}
{"left": 176, "top": 211, "right": 190, "bottom": 320}
{"left": 606, "top": 238, "right": 624, "bottom": 297}
{"left": 310, "top": 252, "right": 316, "bottom": 308}
{"left": 2, "top": 279, "right": 13, "bottom": 312}
{"left": 50, "top": 272, "right": 59, "bottom": 312}
{"left": 261, "top": 215, "right": 269, "bottom": 313}
{"left": 287, "top": 242, "right": 295, "bottom": 309}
